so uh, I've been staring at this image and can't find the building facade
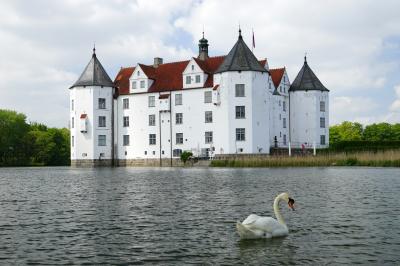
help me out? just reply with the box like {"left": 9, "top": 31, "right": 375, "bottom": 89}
{"left": 69, "top": 30, "right": 329, "bottom": 166}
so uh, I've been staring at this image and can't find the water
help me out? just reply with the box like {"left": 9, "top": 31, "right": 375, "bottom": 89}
{"left": 0, "top": 167, "right": 400, "bottom": 265}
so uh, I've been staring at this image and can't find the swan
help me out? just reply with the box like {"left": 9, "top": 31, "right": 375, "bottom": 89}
{"left": 236, "top": 192, "right": 295, "bottom": 239}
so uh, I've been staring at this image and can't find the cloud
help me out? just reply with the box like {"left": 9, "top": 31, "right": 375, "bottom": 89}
{"left": 1, "top": 0, "right": 400, "bottom": 127}
{"left": 390, "top": 85, "right": 400, "bottom": 112}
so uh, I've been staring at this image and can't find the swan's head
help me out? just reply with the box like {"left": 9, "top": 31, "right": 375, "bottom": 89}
{"left": 280, "top": 192, "right": 295, "bottom": 211}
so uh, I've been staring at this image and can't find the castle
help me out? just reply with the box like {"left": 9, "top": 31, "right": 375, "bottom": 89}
{"left": 69, "top": 30, "right": 329, "bottom": 166}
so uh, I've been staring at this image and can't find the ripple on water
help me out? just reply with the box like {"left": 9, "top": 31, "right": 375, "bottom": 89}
{"left": 0, "top": 167, "right": 399, "bottom": 264}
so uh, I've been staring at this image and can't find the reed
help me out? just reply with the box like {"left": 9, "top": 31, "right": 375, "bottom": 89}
{"left": 210, "top": 150, "right": 400, "bottom": 167}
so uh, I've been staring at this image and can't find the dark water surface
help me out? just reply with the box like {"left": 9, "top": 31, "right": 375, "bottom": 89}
{"left": 1, "top": 167, "right": 400, "bottom": 265}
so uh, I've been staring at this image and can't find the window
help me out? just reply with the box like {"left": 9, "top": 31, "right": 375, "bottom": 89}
{"left": 149, "top": 114, "right": 156, "bottom": 126}
{"left": 99, "top": 116, "right": 106, "bottom": 127}
{"left": 140, "top": 80, "right": 145, "bottom": 88}
{"left": 235, "top": 84, "right": 245, "bottom": 97}
{"left": 283, "top": 134, "right": 287, "bottom": 145}
{"left": 279, "top": 100, "right": 281, "bottom": 106}
{"left": 123, "top": 98, "right": 129, "bottom": 109}
{"left": 71, "top": 117, "right": 74, "bottom": 128}
{"left": 123, "top": 135, "right": 130, "bottom": 146}
{"left": 279, "top": 114, "right": 281, "bottom": 120}
{"left": 191, "top": 65, "right": 194, "bottom": 71}
{"left": 173, "top": 149, "right": 182, "bottom": 157}
{"left": 98, "top": 98, "right": 106, "bottom": 109}
{"left": 205, "top": 111, "right": 213, "bottom": 123}
{"left": 195, "top": 75, "right": 201, "bottom": 83}
{"left": 236, "top": 106, "right": 245, "bottom": 119}
{"left": 321, "top": 135, "right": 326, "bottom": 145}
{"left": 320, "top": 117, "right": 325, "bottom": 128}
{"left": 144, "top": 151, "right": 147, "bottom": 155}
{"left": 236, "top": 128, "right": 245, "bottom": 141}
{"left": 98, "top": 135, "right": 106, "bottom": 146}
{"left": 71, "top": 136, "right": 74, "bottom": 147}
{"left": 204, "top": 91, "right": 212, "bottom": 103}
{"left": 283, "top": 101, "right": 286, "bottom": 112}
{"left": 320, "top": 101, "right": 326, "bottom": 112}
{"left": 175, "top": 94, "right": 182, "bottom": 105}
{"left": 123, "top": 116, "right": 129, "bottom": 127}
{"left": 149, "top": 134, "right": 156, "bottom": 145}
{"left": 176, "top": 113, "right": 183, "bottom": 124}
{"left": 205, "top": 131, "right": 213, "bottom": 144}
{"left": 283, "top": 118, "right": 286, "bottom": 128}
{"left": 176, "top": 133, "right": 183, "bottom": 144}
{"left": 132, "top": 81, "right": 137, "bottom": 89}
{"left": 71, "top": 99, "right": 74, "bottom": 111}
{"left": 186, "top": 76, "right": 191, "bottom": 84}
{"left": 137, "top": 71, "right": 140, "bottom": 76}
{"left": 148, "top": 96, "right": 155, "bottom": 107}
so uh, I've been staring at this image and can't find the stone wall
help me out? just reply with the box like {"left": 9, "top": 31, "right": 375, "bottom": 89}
{"left": 71, "top": 159, "right": 113, "bottom": 167}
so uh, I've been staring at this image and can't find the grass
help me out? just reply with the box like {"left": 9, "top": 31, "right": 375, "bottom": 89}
{"left": 210, "top": 150, "right": 400, "bottom": 167}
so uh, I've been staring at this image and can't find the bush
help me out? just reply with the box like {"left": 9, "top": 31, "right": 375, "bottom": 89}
{"left": 180, "top": 151, "right": 193, "bottom": 165}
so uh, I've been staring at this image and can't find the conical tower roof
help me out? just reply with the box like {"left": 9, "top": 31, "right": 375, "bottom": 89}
{"left": 289, "top": 57, "right": 328, "bottom": 92}
{"left": 70, "top": 48, "right": 115, "bottom": 89}
{"left": 215, "top": 30, "right": 266, "bottom": 73}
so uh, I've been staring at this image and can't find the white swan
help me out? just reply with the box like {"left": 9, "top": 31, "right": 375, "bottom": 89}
{"left": 236, "top": 192, "right": 295, "bottom": 239}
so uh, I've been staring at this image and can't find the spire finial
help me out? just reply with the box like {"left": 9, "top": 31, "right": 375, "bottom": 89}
{"left": 238, "top": 23, "right": 242, "bottom": 39}
{"left": 202, "top": 25, "right": 204, "bottom": 38}
{"left": 93, "top": 43, "right": 96, "bottom": 57}
{"left": 304, "top": 52, "right": 307, "bottom": 63}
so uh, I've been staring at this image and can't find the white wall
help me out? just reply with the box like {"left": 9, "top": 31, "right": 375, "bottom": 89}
{"left": 70, "top": 86, "right": 114, "bottom": 160}
{"left": 289, "top": 90, "right": 329, "bottom": 148}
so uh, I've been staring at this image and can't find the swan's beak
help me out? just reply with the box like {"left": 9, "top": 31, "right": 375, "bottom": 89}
{"left": 288, "top": 198, "right": 295, "bottom": 211}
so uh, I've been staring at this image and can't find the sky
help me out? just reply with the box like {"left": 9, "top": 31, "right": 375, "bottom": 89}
{"left": 0, "top": 0, "right": 399, "bottom": 128}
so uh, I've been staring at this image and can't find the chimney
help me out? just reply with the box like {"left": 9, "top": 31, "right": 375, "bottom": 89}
{"left": 153, "top": 57, "right": 163, "bottom": 68}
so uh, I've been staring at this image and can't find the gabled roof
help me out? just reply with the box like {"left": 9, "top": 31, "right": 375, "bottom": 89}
{"left": 215, "top": 31, "right": 267, "bottom": 74}
{"left": 290, "top": 57, "right": 328, "bottom": 92}
{"left": 114, "top": 67, "right": 135, "bottom": 95}
{"left": 70, "top": 50, "right": 115, "bottom": 89}
{"left": 270, "top": 68, "right": 285, "bottom": 88}
{"left": 114, "top": 56, "right": 226, "bottom": 95}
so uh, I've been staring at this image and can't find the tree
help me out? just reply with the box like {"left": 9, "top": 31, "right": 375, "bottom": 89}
{"left": 180, "top": 151, "right": 193, "bottom": 165}
{"left": 363, "top": 123, "right": 394, "bottom": 141}
{"left": 329, "top": 121, "right": 363, "bottom": 144}
{"left": 0, "top": 110, "right": 30, "bottom": 165}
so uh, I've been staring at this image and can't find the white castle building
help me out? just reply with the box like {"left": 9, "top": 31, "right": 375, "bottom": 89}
{"left": 69, "top": 30, "right": 329, "bottom": 166}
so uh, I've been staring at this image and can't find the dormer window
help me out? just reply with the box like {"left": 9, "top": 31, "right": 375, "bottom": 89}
{"left": 191, "top": 65, "right": 194, "bottom": 71}
{"left": 140, "top": 80, "right": 145, "bottom": 89}
{"left": 137, "top": 71, "right": 140, "bottom": 76}
{"left": 186, "top": 76, "right": 191, "bottom": 84}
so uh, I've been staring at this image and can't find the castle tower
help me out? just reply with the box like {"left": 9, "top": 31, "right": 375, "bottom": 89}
{"left": 289, "top": 56, "right": 329, "bottom": 148}
{"left": 198, "top": 31, "right": 209, "bottom": 60}
{"left": 69, "top": 48, "right": 116, "bottom": 166}
{"left": 213, "top": 29, "right": 270, "bottom": 154}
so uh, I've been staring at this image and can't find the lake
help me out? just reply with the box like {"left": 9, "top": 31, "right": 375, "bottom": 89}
{"left": 0, "top": 167, "right": 399, "bottom": 265}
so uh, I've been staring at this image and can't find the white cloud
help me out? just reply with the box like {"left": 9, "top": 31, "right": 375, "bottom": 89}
{"left": 390, "top": 85, "right": 400, "bottom": 112}
{"left": 331, "top": 96, "right": 379, "bottom": 125}
{"left": 1, "top": 0, "right": 400, "bottom": 127}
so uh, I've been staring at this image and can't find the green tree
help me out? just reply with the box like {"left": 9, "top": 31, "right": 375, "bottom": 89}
{"left": 180, "top": 151, "right": 193, "bottom": 165}
{"left": 329, "top": 121, "right": 363, "bottom": 144}
{"left": 363, "top": 123, "right": 394, "bottom": 141}
{"left": 0, "top": 110, "right": 30, "bottom": 165}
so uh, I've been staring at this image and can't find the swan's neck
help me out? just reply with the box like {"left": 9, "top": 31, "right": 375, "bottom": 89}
{"left": 273, "top": 195, "right": 286, "bottom": 225}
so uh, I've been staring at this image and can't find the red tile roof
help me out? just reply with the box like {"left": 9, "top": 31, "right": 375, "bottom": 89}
{"left": 270, "top": 68, "right": 285, "bottom": 88}
{"left": 80, "top": 114, "right": 87, "bottom": 119}
{"left": 114, "top": 56, "right": 268, "bottom": 95}
{"left": 114, "top": 67, "right": 135, "bottom": 95}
